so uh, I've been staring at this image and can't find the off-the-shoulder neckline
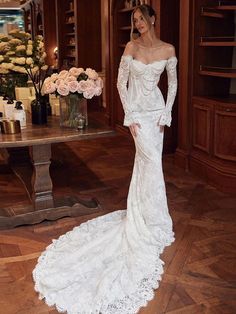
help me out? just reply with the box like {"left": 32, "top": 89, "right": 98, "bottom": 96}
{"left": 122, "top": 55, "right": 177, "bottom": 66}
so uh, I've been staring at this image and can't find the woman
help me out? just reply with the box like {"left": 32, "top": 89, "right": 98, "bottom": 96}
{"left": 33, "top": 4, "right": 177, "bottom": 314}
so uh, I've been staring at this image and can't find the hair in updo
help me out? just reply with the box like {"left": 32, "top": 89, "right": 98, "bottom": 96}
{"left": 130, "top": 4, "right": 157, "bottom": 40}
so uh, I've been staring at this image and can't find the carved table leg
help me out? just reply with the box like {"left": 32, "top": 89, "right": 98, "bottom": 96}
{"left": 30, "top": 144, "right": 54, "bottom": 210}
{"left": 0, "top": 143, "right": 102, "bottom": 229}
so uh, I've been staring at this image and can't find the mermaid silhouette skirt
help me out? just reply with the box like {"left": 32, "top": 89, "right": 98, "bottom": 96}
{"left": 33, "top": 111, "right": 175, "bottom": 314}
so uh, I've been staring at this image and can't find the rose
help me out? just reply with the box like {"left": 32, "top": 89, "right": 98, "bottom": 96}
{"left": 43, "top": 66, "right": 103, "bottom": 100}
{"left": 77, "top": 79, "right": 95, "bottom": 93}
{"left": 43, "top": 81, "right": 56, "bottom": 94}
{"left": 95, "top": 77, "right": 103, "bottom": 89}
{"left": 68, "top": 80, "right": 79, "bottom": 93}
{"left": 69, "top": 67, "right": 84, "bottom": 77}
{"left": 50, "top": 73, "right": 59, "bottom": 82}
{"left": 65, "top": 75, "right": 77, "bottom": 83}
{"left": 83, "top": 89, "right": 95, "bottom": 99}
{"left": 57, "top": 83, "right": 70, "bottom": 96}
{"left": 55, "top": 78, "right": 66, "bottom": 87}
{"left": 94, "top": 87, "right": 102, "bottom": 96}
{"left": 57, "top": 70, "right": 69, "bottom": 79}
{"left": 85, "top": 68, "right": 98, "bottom": 80}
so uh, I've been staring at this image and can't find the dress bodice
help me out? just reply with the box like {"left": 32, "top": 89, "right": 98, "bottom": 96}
{"left": 130, "top": 58, "right": 167, "bottom": 87}
{"left": 128, "top": 57, "right": 168, "bottom": 112}
{"left": 117, "top": 55, "right": 178, "bottom": 127}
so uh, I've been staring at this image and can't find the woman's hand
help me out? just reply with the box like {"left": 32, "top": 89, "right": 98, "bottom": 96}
{"left": 129, "top": 122, "right": 141, "bottom": 137}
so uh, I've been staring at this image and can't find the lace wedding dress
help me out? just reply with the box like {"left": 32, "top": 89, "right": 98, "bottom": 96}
{"left": 33, "top": 55, "right": 178, "bottom": 314}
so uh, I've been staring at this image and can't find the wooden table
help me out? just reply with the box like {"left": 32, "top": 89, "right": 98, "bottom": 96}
{"left": 0, "top": 116, "right": 114, "bottom": 228}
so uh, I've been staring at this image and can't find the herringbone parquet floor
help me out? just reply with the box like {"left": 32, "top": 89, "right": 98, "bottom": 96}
{"left": 0, "top": 133, "right": 235, "bottom": 314}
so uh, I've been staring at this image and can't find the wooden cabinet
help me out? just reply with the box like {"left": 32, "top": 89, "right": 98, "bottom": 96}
{"left": 108, "top": 0, "right": 180, "bottom": 153}
{"left": 55, "top": 0, "right": 101, "bottom": 71}
{"left": 21, "top": 1, "right": 34, "bottom": 35}
{"left": 21, "top": 0, "right": 57, "bottom": 66}
{"left": 176, "top": 0, "right": 236, "bottom": 192}
{"left": 193, "top": 0, "right": 235, "bottom": 98}
{"left": 55, "top": 0, "right": 76, "bottom": 68}
{"left": 214, "top": 102, "right": 236, "bottom": 162}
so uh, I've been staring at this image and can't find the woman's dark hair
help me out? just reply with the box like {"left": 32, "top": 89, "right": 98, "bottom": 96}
{"left": 130, "top": 4, "right": 157, "bottom": 40}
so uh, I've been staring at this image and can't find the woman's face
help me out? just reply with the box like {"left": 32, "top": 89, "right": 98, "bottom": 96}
{"left": 133, "top": 9, "right": 149, "bottom": 34}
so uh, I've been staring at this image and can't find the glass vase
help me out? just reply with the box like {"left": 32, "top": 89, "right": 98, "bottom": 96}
{"left": 31, "top": 95, "right": 47, "bottom": 125}
{"left": 59, "top": 94, "right": 88, "bottom": 128}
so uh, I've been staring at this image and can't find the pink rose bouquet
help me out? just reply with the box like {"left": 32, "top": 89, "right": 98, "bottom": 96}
{"left": 43, "top": 67, "right": 103, "bottom": 99}
{"left": 42, "top": 67, "right": 103, "bottom": 128}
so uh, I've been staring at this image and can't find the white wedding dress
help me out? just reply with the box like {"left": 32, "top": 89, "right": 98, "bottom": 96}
{"left": 33, "top": 55, "right": 178, "bottom": 314}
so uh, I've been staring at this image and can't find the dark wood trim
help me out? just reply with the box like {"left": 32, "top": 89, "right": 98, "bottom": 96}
{"left": 192, "top": 104, "right": 211, "bottom": 154}
{"left": 175, "top": 0, "right": 192, "bottom": 168}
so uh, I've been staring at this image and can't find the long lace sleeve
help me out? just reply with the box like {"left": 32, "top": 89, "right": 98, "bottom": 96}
{"left": 159, "top": 56, "right": 178, "bottom": 127}
{"left": 117, "top": 55, "right": 136, "bottom": 127}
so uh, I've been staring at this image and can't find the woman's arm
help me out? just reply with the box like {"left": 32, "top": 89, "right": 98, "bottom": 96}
{"left": 159, "top": 46, "right": 178, "bottom": 127}
{"left": 117, "top": 42, "right": 138, "bottom": 127}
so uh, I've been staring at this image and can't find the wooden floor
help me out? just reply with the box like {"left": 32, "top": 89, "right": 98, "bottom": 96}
{"left": 0, "top": 132, "right": 236, "bottom": 314}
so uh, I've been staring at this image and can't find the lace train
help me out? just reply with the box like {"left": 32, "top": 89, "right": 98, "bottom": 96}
{"left": 33, "top": 113, "right": 174, "bottom": 314}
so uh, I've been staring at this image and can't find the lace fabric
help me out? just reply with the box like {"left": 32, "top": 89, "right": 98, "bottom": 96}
{"left": 117, "top": 55, "right": 135, "bottom": 126}
{"left": 33, "top": 54, "right": 177, "bottom": 314}
{"left": 117, "top": 55, "right": 177, "bottom": 127}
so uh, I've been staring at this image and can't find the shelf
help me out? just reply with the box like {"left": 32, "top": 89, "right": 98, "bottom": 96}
{"left": 66, "top": 44, "right": 75, "bottom": 47}
{"left": 119, "top": 26, "right": 132, "bottom": 30}
{"left": 65, "top": 10, "right": 74, "bottom": 14}
{"left": 215, "top": 5, "right": 236, "bottom": 10}
{"left": 65, "top": 32, "right": 75, "bottom": 36}
{"left": 199, "top": 36, "right": 236, "bottom": 46}
{"left": 193, "top": 94, "right": 236, "bottom": 106}
{"left": 199, "top": 66, "right": 236, "bottom": 78}
{"left": 66, "top": 55, "right": 76, "bottom": 58}
{"left": 211, "top": 1, "right": 236, "bottom": 10}
{"left": 201, "top": 10, "right": 225, "bottom": 18}
{"left": 66, "top": 22, "right": 75, "bottom": 25}
{"left": 118, "top": 7, "right": 136, "bottom": 13}
{"left": 201, "top": 1, "right": 236, "bottom": 18}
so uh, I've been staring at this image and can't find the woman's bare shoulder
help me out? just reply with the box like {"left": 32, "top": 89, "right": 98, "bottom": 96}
{"left": 123, "top": 40, "right": 138, "bottom": 56}
{"left": 160, "top": 41, "right": 176, "bottom": 57}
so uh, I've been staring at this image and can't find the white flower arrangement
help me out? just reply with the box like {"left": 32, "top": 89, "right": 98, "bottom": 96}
{"left": 43, "top": 67, "right": 103, "bottom": 100}
{"left": 0, "top": 30, "right": 48, "bottom": 97}
{"left": 0, "top": 30, "right": 46, "bottom": 74}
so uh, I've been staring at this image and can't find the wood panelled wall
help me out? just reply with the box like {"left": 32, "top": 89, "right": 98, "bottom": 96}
{"left": 175, "top": 0, "right": 236, "bottom": 193}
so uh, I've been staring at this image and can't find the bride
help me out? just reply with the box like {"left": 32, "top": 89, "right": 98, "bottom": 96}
{"left": 33, "top": 4, "right": 177, "bottom": 314}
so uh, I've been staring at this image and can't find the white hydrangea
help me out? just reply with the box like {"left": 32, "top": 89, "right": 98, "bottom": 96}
{"left": 26, "top": 57, "right": 33, "bottom": 65}
{"left": 16, "top": 45, "right": 26, "bottom": 51}
{"left": 1, "top": 62, "right": 14, "bottom": 70}
{"left": 14, "top": 57, "right": 26, "bottom": 65}
{"left": 26, "top": 49, "right": 33, "bottom": 56}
